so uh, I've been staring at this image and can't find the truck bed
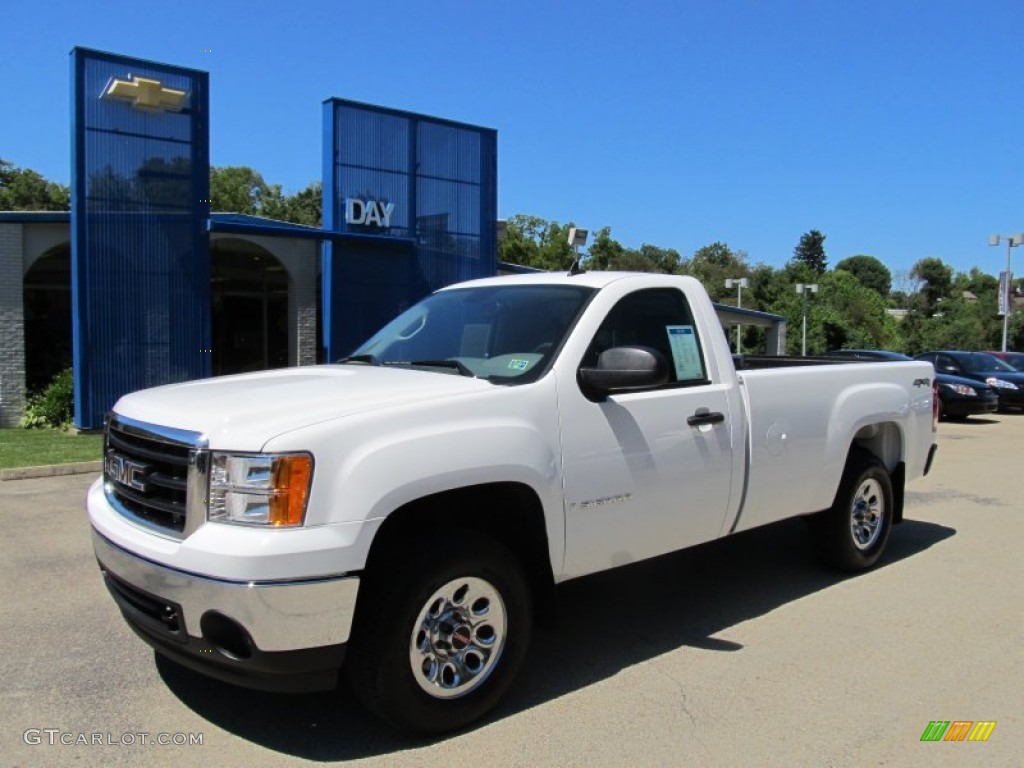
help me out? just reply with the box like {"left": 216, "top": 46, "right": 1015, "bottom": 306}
{"left": 732, "top": 354, "right": 877, "bottom": 370}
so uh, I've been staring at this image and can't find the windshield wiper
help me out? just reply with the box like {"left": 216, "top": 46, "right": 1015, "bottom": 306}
{"left": 337, "top": 354, "right": 379, "bottom": 365}
{"left": 386, "top": 359, "right": 476, "bottom": 377}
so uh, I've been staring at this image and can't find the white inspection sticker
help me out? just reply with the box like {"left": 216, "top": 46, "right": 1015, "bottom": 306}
{"left": 665, "top": 325, "right": 704, "bottom": 381}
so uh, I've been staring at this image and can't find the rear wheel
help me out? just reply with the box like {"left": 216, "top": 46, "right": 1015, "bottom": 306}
{"left": 345, "top": 532, "right": 532, "bottom": 734}
{"left": 812, "top": 449, "right": 893, "bottom": 571}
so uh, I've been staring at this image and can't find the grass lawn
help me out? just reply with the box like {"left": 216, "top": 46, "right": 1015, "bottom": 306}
{"left": 0, "top": 428, "right": 104, "bottom": 469}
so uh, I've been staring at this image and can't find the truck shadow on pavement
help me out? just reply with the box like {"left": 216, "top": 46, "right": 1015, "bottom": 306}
{"left": 157, "top": 516, "right": 955, "bottom": 759}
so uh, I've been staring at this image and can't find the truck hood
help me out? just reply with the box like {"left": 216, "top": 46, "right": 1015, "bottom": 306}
{"left": 112, "top": 365, "right": 492, "bottom": 448}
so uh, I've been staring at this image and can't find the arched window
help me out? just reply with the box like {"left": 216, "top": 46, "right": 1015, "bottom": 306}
{"left": 211, "top": 239, "right": 289, "bottom": 375}
{"left": 23, "top": 245, "right": 71, "bottom": 392}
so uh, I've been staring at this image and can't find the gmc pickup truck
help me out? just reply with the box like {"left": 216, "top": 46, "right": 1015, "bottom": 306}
{"left": 88, "top": 272, "right": 938, "bottom": 733}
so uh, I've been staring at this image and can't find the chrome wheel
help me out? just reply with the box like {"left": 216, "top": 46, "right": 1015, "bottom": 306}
{"left": 813, "top": 450, "right": 893, "bottom": 571}
{"left": 849, "top": 477, "right": 884, "bottom": 550}
{"left": 409, "top": 576, "right": 507, "bottom": 699}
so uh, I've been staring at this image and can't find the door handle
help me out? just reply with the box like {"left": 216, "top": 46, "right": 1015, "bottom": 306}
{"left": 687, "top": 410, "right": 725, "bottom": 427}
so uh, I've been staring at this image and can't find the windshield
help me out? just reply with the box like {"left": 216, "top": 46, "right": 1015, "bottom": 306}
{"left": 958, "top": 352, "right": 1014, "bottom": 373}
{"left": 999, "top": 353, "right": 1024, "bottom": 371}
{"left": 350, "top": 283, "right": 596, "bottom": 383}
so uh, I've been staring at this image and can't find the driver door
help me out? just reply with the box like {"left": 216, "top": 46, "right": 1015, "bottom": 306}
{"left": 557, "top": 287, "right": 736, "bottom": 579}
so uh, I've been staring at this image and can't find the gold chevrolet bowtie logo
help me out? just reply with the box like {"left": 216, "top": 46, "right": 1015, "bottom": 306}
{"left": 102, "top": 75, "right": 186, "bottom": 112}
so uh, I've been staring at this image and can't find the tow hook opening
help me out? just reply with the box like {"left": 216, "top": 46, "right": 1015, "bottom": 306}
{"left": 201, "top": 611, "right": 255, "bottom": 660}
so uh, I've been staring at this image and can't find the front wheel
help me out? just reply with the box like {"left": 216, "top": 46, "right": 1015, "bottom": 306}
{"left": 811, "top": 449, "right": 894, "bottom": 571}
{"left": 345, "top": 532, "right": 532, "bottom": 734}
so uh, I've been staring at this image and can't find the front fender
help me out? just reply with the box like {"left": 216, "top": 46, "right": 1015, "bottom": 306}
{"left": 264, "top": 381, "right": 565, "bottom": 576}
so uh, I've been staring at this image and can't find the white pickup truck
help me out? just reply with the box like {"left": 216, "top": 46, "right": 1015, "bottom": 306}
{"left": 88, "top": 272, "right": 937, "bottom": 733}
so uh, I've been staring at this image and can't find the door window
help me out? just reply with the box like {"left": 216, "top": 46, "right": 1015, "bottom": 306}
{"left": 581, "top": 288, "right": 708, "bottom": 386}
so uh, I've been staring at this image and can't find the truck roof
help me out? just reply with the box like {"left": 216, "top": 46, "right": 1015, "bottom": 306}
{"left": 438, "top": 271, "right": 705, "bottom": 291}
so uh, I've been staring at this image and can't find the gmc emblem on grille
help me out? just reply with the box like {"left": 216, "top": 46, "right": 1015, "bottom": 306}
{"left": 105, "top": 450, "right": 151, "bottom": 492}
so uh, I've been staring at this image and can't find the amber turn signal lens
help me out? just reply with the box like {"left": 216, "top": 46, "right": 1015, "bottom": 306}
{"left": 269, "top": 455, "right": 312, "bottom": 527}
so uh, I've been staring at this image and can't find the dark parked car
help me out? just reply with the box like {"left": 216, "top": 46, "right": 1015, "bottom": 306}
{"left": 914, "top": 351, "right": 1024, "bottom": 412}
{"left": 827, "top": 349, "right": 1000, "bottom": 420}
{"left": 984, "top": 350, "right": 1024, "bottom": 372}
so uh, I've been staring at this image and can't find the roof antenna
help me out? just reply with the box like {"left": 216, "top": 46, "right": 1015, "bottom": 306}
{"left": 566, "top": 226, "right": 589, "bottom": 276}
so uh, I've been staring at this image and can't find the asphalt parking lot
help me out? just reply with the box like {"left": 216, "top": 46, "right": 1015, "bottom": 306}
{"left": 2, "top": 416, "right": 1021, "bottom": 768}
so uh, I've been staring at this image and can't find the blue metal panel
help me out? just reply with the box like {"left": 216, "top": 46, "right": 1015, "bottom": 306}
{"left": 322, "top": 99, "right": 497, "bottom": 358}
{"left": 71, "top": 48, "right": 209, "bottom": 429}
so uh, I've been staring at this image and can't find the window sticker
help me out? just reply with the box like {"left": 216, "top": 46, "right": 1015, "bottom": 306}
{"left": 665, "top": 326, "right": 704, "bottom": 380}
{"left": 507, "top": 359, "right": 530, "bottom": 371}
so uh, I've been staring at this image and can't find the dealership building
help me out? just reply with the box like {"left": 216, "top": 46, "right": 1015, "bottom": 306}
{"left": 0, "top": 48, "right": 501, "bottom": 429}
{"left": 1, "top": 48, "right": 784, "bottom": 430}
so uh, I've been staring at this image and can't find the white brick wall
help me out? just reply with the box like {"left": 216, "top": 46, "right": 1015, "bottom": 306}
{"left": 0, "top": 223, "right": 26, "bottom": 427}
{"left": 286, "top": 241, "right": 319, "bottom": 366}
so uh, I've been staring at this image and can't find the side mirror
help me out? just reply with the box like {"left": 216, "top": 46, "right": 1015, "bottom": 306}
{"left": 579, "top": 346, "right": 669, "bottom": 395}
{"left": 939, "top": 364, "right": 959, "bottom": 373}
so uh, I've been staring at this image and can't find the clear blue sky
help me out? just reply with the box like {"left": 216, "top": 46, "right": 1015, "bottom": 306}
{"left": 3, "top": 0, "right": 1024, "bottom": 278}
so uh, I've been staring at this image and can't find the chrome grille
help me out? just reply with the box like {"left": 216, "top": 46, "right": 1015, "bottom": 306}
{"left": 104, "top": 416, "right": 205, "bottom": 538}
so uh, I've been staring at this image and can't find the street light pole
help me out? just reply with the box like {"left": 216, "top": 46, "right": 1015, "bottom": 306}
{"left": 795, "top": 283, "right": 819, "bottom": 356}
{"left": 988, "top": 233, "right": 1023, "bottom": 352}
{"left": 725, "top": 277, "right": 748, "bottom": 354}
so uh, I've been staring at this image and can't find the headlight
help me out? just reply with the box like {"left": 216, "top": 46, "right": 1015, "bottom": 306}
{"left": 208, "top": 452, "right": 312, "bottom": 527}
{"left": 940, "top": 382, "right": 977, "bottom": 397}
{"left": 985, "top": 377, "right": 1019, "bottom": 390}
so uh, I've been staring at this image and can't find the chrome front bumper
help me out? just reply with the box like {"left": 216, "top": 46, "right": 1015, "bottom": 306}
{"left": 92, "top": 529, "right": 360, "bottom": 692}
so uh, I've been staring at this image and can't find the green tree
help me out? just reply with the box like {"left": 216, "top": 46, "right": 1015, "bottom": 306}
{"left": 209, "top": 167, "right": 322, "bottom": 226}
{"left": 280, "top": 181, "right": 322, "bottom": 227}
{"left": 607, "top": 249, "right": 662, "bottom": 272}
{"left": 910, "top": 257, "right": 953, "bottom": 316}
{"left": 0, "top": 158, "right": 70, "bottom": 210}
{"left": 899, "top": 295, "right": 987, "bottom": 354}
{"left": 210, "top": 166, "right": 283, "bottom": 215}
{"left": 763, "top": 275, "right": 817, "bottom": 355}
{"left": 635, "top": 244, "right": 682, "bottom": 274}
{"left": 585, "top": 226, "right": 628, "bottom": 270}
{"left": 497, "top": 215, "right": 543, "bottom": 267}
{"left": 834, "top": 254, "right": 891, "bottom": 296}
{"left": 816, "top": 270, "right": 898, "bottom": 351}
{"left": 682, "top": 242, "right": 750, "bottom": 301}
{"left": 792, "top": 229, "right": 828, "bottom": 275}
{"left": 497, "top": 215, "right": 575, "bottom": 271}
{"left": 754, "top": 267, "right": 897, "bottom": 355}
{"left": 889, "top": 269, "right": 924, "bottom": 309}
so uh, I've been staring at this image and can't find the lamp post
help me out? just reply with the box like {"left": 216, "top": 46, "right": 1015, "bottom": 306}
{"left": 988, "top": 233, "right": 1023, "bottom": 352}
{"left": 567, "top": 226, "right": 589, "bottom": 275}
{"left": 725, "top": 277, "right": 748, "bottom": 353}
{"left": 795, "top": 283, "right": 819, "bottom": 356}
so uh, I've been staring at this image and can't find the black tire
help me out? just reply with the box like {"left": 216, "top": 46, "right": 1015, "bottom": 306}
{"left": 345, "top": 531, "right": 532, "bottom": 735}
{"left": 811, "top": 449, "right": 894, "bottom": 571}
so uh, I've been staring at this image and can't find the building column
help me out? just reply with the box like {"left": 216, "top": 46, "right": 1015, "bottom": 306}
{"left": 278, "top": 240, "right": 318, "bottom": 366}
{"left": 0, "top": 223, "right": 26, "bottom": 427}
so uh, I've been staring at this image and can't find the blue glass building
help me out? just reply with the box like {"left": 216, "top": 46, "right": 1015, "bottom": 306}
{"left": 0, "top": 49, "right": 499, "bottom": 429}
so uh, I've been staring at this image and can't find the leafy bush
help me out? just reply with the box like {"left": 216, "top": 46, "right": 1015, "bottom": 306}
{"left": 19, "top": 368, "right": 74, "bottom": 429}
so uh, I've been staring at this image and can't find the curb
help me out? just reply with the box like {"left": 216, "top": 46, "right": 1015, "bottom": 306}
{"left": 1, "top": 460, "right": 102, "bottom": 482}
